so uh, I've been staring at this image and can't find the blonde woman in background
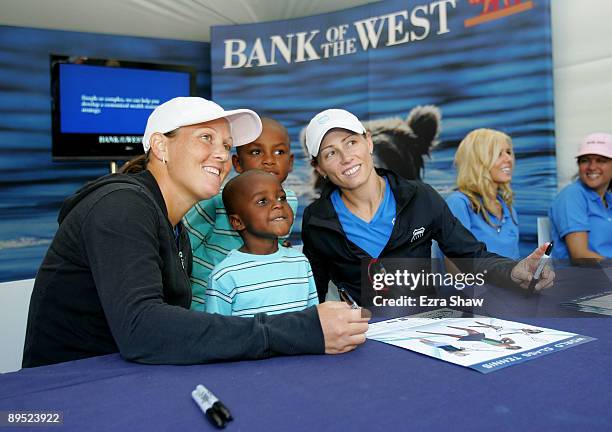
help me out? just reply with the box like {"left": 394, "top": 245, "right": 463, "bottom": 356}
{"left": 446, "top": 128, "right": 520, "bottom": 261}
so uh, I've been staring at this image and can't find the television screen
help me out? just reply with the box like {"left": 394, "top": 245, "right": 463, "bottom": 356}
{"left": 51, "top": 55, "right": 195, "bottom": 160}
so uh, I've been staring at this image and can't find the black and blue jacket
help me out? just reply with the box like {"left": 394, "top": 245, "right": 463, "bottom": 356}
{"left": 302, "top": 169, "right": 517, "bottom": 304}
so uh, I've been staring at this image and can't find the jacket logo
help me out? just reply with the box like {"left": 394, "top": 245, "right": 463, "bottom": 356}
{"left": 465, "top": 0, "right": 534, "bottom": 28}
{"left": 411, "top": 227, "right": 425, "bottom": 242}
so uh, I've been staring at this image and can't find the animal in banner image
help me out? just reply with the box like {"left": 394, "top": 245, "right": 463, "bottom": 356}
{"left": 367, "top": 105, "right": 441, "bottom": 182}
{"left": 302, "top": 105, "right": 441, "bottom": 192}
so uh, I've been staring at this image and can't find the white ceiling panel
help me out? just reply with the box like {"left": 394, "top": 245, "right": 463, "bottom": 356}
{"left": 0, "top": 0, "right": 380, "bottom": 41}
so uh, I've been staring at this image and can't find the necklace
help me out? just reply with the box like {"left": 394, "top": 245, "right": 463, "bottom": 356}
{"left": 341, "top": 177, "right": 385, "bottom": 222}
{"left": 376, "top": 176, "right": 385, "bottom": 207}
{"left": 484, "top": 197, "right": 503, "bottom": 233}
{"left": 488, "top": 211, "right": 504, "bottom": 233}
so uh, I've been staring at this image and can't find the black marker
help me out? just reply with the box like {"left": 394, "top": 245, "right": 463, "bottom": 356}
{"left": 338, "top": 286, "right": 359, "bottom": 309}
{"left": 528, "top": 241, "right": 553, "bottom": 293}
{"left": 191, "top": 384, "right": 233, "bottom": 429}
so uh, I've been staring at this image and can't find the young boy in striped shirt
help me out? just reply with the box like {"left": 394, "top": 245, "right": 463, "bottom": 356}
{"left": 183, "top": 118, "right": 297, "bottom": 310}
{"left": 203, "top": 169, "right": 318, "bottom": 316}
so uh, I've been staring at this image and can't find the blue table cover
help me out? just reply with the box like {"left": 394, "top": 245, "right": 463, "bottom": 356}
{"left": 1, "top": 318, "right": 610, "bottom": 431}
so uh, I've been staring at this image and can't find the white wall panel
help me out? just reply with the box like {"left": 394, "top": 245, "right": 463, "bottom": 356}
{"left": 552, "top": 0, "right": 612, "bottom": 188}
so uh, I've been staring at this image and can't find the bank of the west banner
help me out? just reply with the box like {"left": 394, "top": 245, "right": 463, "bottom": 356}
{"left": 211, "top": 0, "right": 555, "bottom": 255}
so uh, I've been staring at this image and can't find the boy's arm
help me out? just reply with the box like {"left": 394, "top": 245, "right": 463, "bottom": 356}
{"left": 306, "top": 262, "right": 320, "bottom": 306}
{"left": 184, "top": 198, "right": 219, "bottom": 309}
{"left": 204, "top": 273, "right": 234, "bottom": 316}
{"left": 279, "top": 189, "right": 299, "bottom": 244}
{"left": 183, "top": 198, "right": 217, "bottom": 254}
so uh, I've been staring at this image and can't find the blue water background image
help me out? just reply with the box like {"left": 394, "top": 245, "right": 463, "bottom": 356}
{"left": 0, "top": 26, "right": 210, "bottom": 281}
{"left": 0, "top": 1, "right": 555, "bottom": 281}
{"left": 211, "top": 0, "right": 555, "bottom": 258}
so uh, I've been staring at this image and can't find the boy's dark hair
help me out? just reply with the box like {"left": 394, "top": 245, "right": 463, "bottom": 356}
{"left": 235, "top": 117, "right": 290, "bottom": 157}
{"left": 222, "top": 169, "right": 272, "bottom": 216}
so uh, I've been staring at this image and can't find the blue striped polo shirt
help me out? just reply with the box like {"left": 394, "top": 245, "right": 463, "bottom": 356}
{"left": 183, "top": 189, "right": 298, "bottom": 310}
{"left": 204, "top": 246, "right": 319, "bottom": 317}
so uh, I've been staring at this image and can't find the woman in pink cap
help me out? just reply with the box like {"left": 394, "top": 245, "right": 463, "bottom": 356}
{"left": 549, "top": 132, "right": 612, "bottom": 261}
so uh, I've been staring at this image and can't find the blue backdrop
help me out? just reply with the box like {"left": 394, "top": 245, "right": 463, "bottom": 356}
{"left": 0, "top": 25, "right": 210, "bottom": 282}
{"left": 211, "top": 0, "right": 555, "bottom": 257}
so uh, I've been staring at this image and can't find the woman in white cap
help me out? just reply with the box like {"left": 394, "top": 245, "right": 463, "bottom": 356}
{"left": 301, "top": 108, "right": 554, "bottom": 306}
{"left": 549, "top": 132, "right": 612, "bottom": 261}
{"left": 23, "top": 97, "right": 369, "bottom": 368}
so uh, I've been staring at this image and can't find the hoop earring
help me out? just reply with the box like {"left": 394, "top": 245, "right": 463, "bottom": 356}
{"left": 162, "top": 156, "right": 166, "bottom": 164}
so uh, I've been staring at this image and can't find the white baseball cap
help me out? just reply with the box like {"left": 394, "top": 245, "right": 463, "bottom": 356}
{"left": 576, "top": 132, "right": 612, "bottom": 159}
{"left": 142, "top": 97, "right": 262, "bottom": 152}
{"left": 304, "top": 109, "right": 366, "bottom": 158}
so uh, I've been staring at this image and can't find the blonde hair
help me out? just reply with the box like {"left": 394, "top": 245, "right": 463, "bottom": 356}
{"left": 454, "top": 128, "right": 515, "bottom": 227}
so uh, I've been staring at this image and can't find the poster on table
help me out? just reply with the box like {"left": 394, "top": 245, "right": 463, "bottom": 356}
{"left": 366, "top": 313, "right": 595, "bottom": 373}
{"left": 211, "top": 0, "right": 555, "bottom": 256}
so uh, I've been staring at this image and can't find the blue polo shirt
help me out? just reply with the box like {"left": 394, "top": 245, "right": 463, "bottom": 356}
{"left": 331, "top": 177, "right": 396, "bottom": 258}
{"left": 446, "top": 191, "right": 520, "bottom": 260}
{"left": 549, "top": 180, "right": 612, "bottom": 259}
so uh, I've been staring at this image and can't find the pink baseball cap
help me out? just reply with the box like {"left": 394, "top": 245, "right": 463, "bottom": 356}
{"left": 576, "top": 132, "right": 612, "bottom": 159}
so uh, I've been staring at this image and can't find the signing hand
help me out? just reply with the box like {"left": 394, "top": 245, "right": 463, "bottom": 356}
{"left": 511, "top": 242, "right": 555, "bottom": 292}
{"left": 316, "top": 301, "right": 371, "bottom": 354}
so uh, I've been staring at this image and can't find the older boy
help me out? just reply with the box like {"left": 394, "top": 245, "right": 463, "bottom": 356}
{"left": 204, "top": 170, "right": 318, "bottom": 316}
{"left": 184, "top": 118, "right": 296, "bottom": 310}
